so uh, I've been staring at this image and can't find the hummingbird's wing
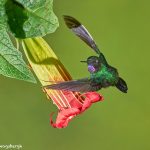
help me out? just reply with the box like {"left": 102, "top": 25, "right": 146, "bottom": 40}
{"left": 43, "top": 78, "right": 101, "bottom": 93}
{"left": 63, "top": 15, "right": 101, "bottom": 55}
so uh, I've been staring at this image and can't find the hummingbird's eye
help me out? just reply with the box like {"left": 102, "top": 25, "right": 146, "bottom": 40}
{"left": 87, "top": 56, "right": 100, "bottom": 64}
{"left": 92, "top": 58, "right": 100, "bottom": 67}
{"left": 87, "top": 56, "right": 101, "bottom": 73}
{"left": 95, "top": 59, "right": 99, "bottom": 64}
{"left": 88, "top": 60, "right": 100, "bottom": 73}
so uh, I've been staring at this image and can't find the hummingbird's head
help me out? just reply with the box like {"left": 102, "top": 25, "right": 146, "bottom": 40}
{"left": 86, "top": 56, "right": 101, "bottom": 73}
{"left": 116, "top": 77, "right": 128, "bottom": 93}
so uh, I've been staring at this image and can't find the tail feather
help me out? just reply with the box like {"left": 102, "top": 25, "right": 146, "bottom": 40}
{"left": 116, "top": 77, "right": 128, "bottom": 93}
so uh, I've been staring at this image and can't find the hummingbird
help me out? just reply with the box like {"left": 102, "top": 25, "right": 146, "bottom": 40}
{"left": 44, "top": 16, "right": 128, "bottom": 93}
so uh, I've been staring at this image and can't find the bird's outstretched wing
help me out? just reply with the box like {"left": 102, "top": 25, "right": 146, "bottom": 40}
{"left": 63, "top": 15, "right": 101, "bottom": 55}
{"left": 43, "top": 78, "right": 101, "bottom": 93}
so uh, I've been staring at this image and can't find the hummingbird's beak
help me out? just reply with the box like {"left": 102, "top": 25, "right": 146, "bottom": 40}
{"left": 80, "top": 60, "right": 87, "bottom": 63}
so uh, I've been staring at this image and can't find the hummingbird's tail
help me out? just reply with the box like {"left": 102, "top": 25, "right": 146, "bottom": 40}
{"left": 115, "top": 77, "right": 128, "bottom": 93}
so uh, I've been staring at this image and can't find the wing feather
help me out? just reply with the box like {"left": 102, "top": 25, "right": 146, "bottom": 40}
{"left": 63, "top": 15, "right": 101, "bottom": 55}
{"left": 43, "top": 78, "right": 101, "bottom": 92}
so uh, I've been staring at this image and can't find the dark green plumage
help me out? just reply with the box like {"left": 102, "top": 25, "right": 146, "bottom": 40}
{"left": 44, "top": 16, "right": 128, "bottom": 93}
{"left": 90, "top": 64, "right": 118, "bottom": 87}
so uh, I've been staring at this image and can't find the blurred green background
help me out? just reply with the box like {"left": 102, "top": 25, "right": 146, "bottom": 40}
{"left": 0, "top": 0, "right": 150, "bottom": 149}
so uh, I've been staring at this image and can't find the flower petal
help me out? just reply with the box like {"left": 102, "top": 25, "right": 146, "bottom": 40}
{"left": 50, "top": 92, "right": 104, "bottom": 128}
{"left": 81, "top": 92, "right": 104, "bottom": 112}
{"left": 50, "top": 108, "right": 80, "bottom": 128}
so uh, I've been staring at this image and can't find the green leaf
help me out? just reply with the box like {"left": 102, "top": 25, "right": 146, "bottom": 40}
{"left": 0, "top": 0, "right": 7, "bottom": 27}
{"left": 0, "top": 26, "right": 36, "bottom": 83}
{"left": 0, "top": 0, "right": 59, "bottom": 38}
